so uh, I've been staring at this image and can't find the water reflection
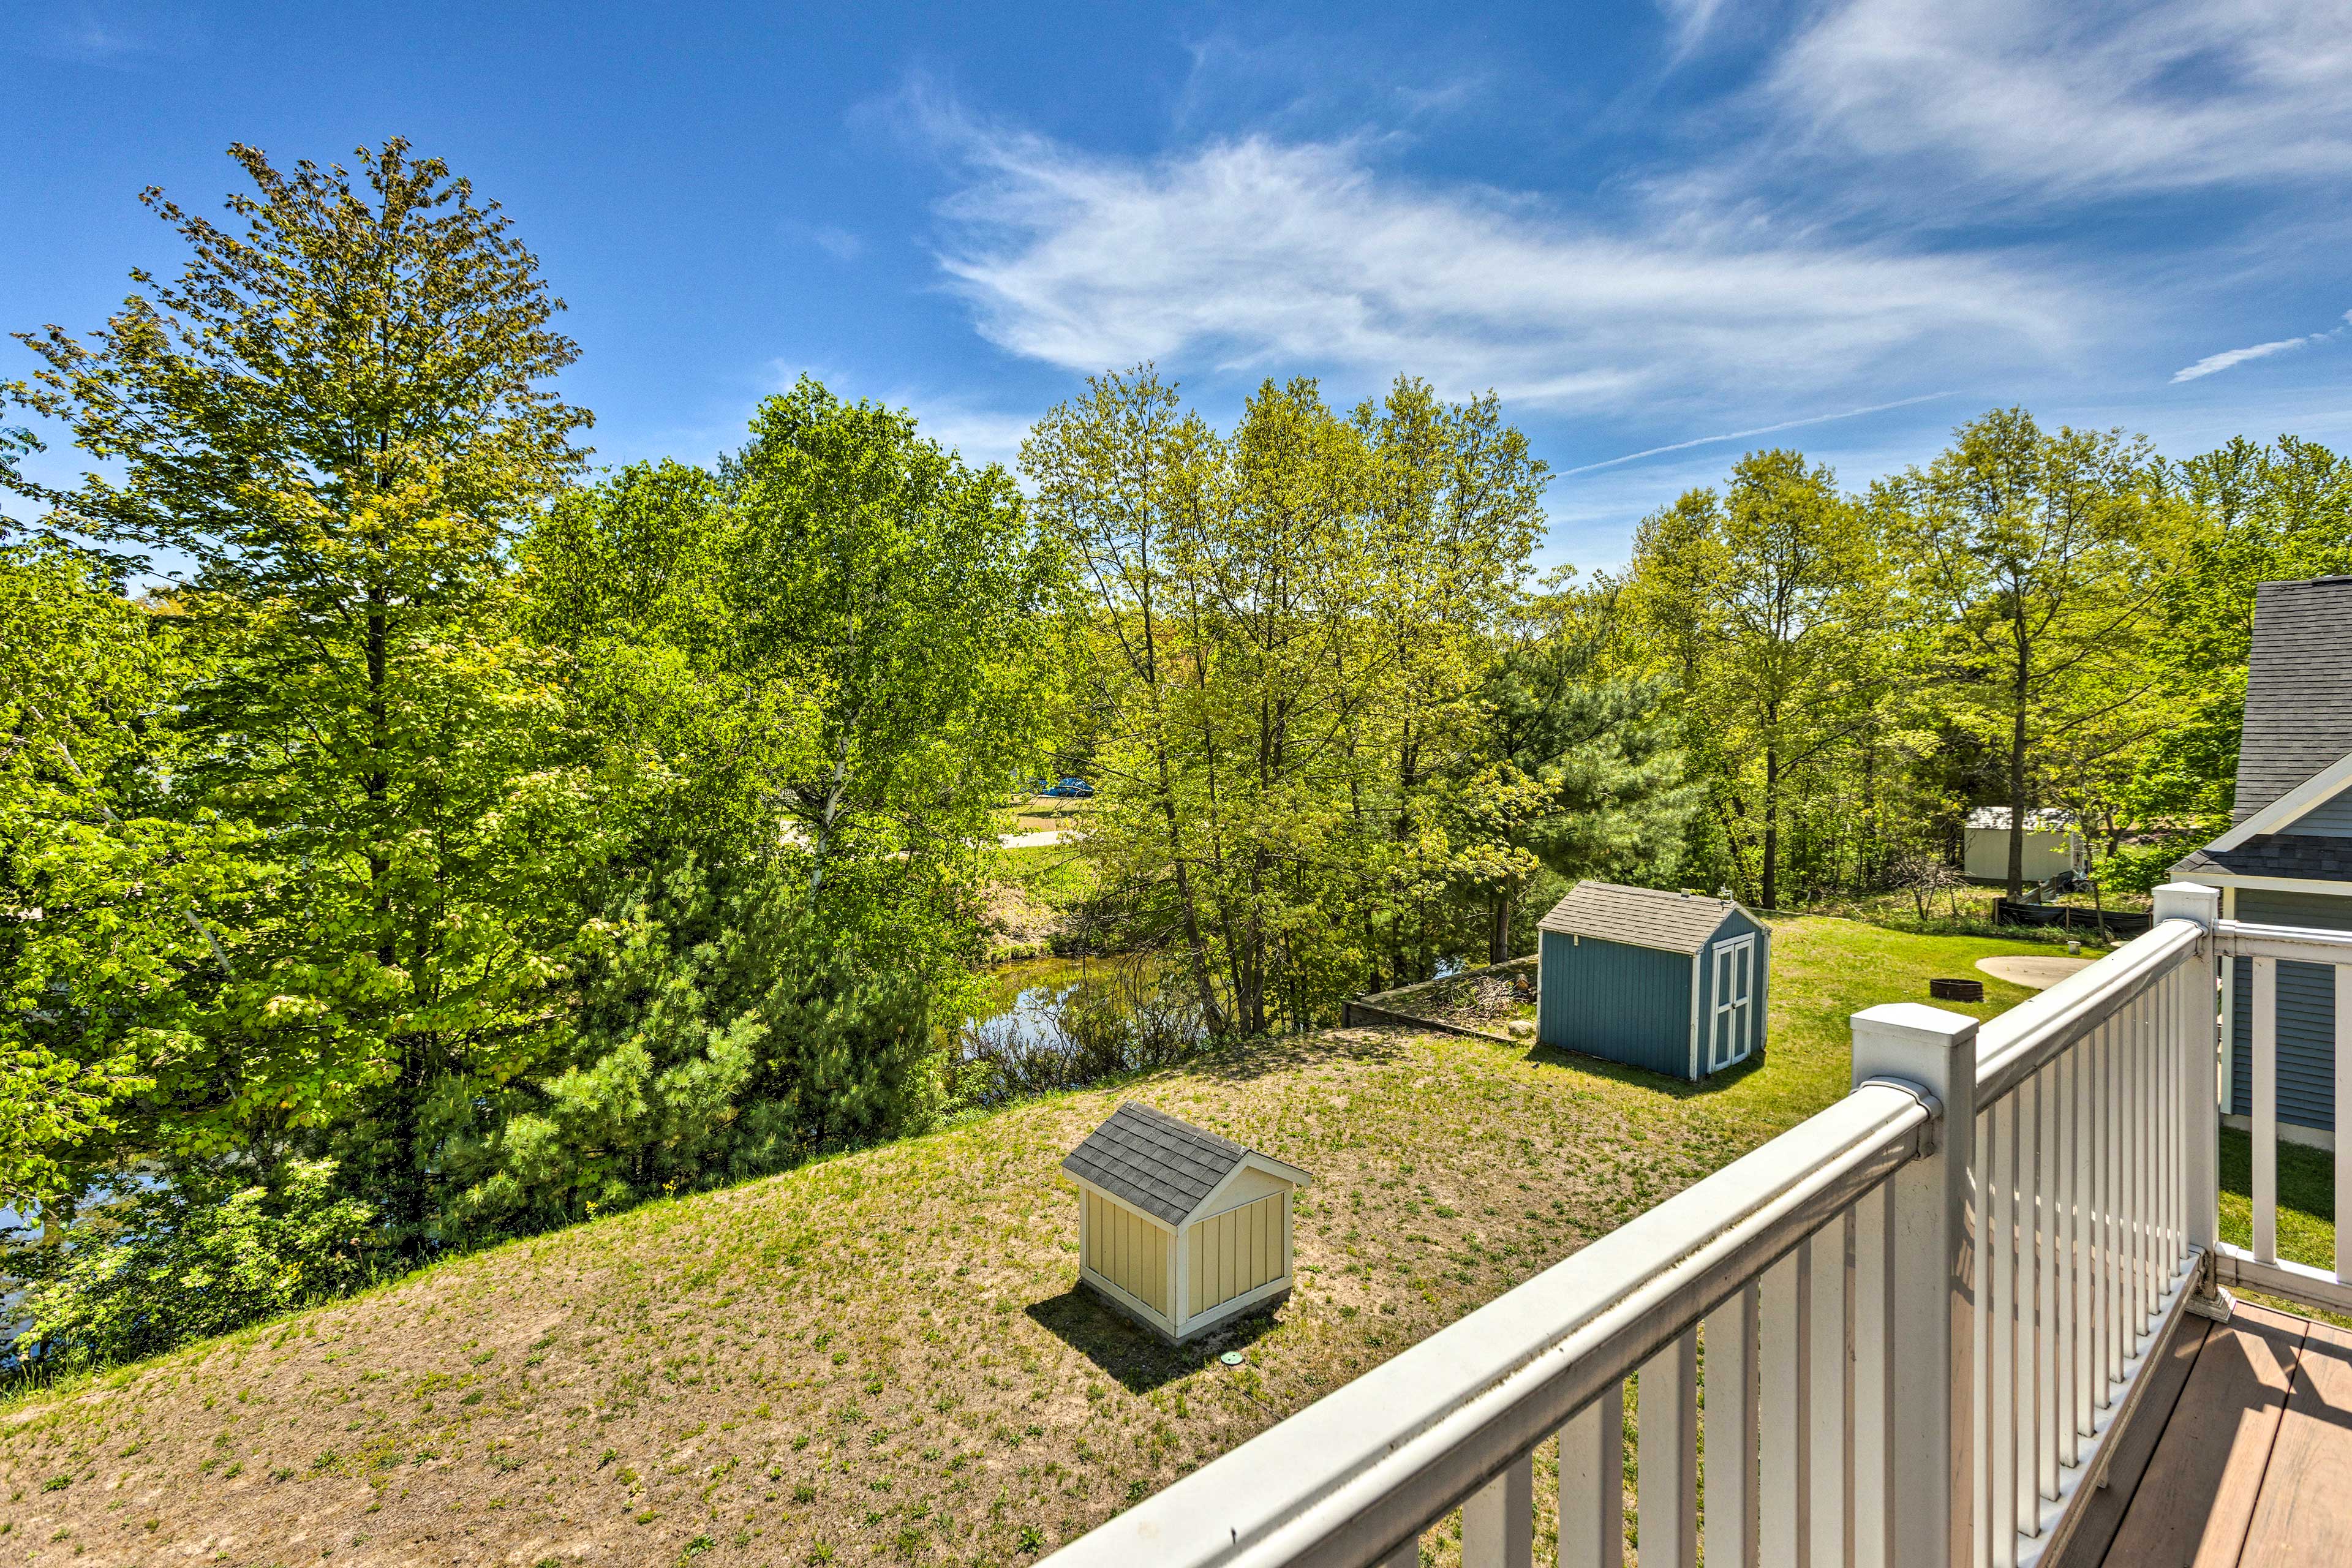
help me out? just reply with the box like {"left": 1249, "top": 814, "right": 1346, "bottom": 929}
{"left": 957, "top": 953, "right": 1201, "bottom": 1104}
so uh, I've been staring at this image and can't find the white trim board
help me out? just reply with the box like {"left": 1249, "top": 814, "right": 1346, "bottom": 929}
{"left": 2173, "top": 871, "right": 2352, "bottom": 897}
{"left": 2211, "top": 749, "right": 2352, "bottom": 851}
{"left": 1078, "top": 1262, "right": 1178, "bottom": 1336}
{"left": 1187, "top": 1150, "right": 1310, "bottom": 1224}
{"left": 1178, "top": 1272, "right": 1292, "bottom": 1341}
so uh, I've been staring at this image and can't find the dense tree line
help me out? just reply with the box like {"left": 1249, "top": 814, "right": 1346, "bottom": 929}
{"left": 1614, "top": 421, "right": 2350, "bottom": 908}
{"left": 1, "top": 141, "right": 2345, "bottom": 1365}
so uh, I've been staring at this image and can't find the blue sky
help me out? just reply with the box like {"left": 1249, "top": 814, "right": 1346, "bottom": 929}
{"left": 6, "top": 0, "right": 2351, "bottom": 573}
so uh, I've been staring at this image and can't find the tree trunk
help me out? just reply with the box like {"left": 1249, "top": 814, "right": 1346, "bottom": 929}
{"left": 1762, "top": 742, "right": 1781, "bottom": 911}
{"left": 2008, "top": 607, "right": 2032, "bottom": 897}
{"left": 2007, "top": 685, "right": 2030, "bottom": 898}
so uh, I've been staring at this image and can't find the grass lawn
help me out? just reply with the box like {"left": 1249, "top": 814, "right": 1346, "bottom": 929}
{"left": 0, "top": 919, "right": 2064, "bottom": 1567}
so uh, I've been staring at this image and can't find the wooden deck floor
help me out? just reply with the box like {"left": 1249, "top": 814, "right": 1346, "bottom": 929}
{"left": 2060, "top": 1300, "right": 2352, "bottom": 1567}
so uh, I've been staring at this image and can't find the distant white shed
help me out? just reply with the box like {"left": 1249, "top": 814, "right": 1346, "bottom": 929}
{"left": 1963, "top": 807, "right": 2083, "bottom": 883}
{"left": 1060, "top": 1103, "right": 1310, "bottom": 1344}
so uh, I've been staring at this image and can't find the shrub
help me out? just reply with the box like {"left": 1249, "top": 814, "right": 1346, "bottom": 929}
{"left": 12, "top": 1158, "right": 377, "bottom": 1366}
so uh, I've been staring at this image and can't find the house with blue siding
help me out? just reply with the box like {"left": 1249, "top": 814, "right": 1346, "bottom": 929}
{"left": 2172, "top": 576, "right": 2352, "bottom": 1145}
{"left": 1536, "top": 881, "right": 1766, "bottom": 1082}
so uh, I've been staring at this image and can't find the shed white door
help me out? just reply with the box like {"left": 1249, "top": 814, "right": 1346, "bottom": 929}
{"left": 1708, "top": 935, "right": 1756, "bottom": 1071}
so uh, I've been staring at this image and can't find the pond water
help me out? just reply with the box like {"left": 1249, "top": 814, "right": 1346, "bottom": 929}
{"left": 970, "top": 956, "right": 1095, "bottom": 1052}
{"left": 967, "top": 954, "right": 1167, "bottom": 1054}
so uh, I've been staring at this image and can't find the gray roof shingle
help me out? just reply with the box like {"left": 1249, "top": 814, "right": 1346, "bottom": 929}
{"left": 2174, "top": 835, "right": 2352, "bottom": 883}
{"left": 2234, "top": 578, "right": 2352, "bottom": 823}
{"left": 1060, "top": 1102, "right": 1251, "bottom": 1226}
{"left": 1537, "top": 880, "right": 1744, "bottom": 955}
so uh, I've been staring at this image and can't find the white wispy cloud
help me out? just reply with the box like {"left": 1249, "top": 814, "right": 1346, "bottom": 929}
{"left": 1559, "top": 393, "right": 1956, "bottom": 475}
{"left": 1763, "top": 0, "right": 2352, "bottom": 203}
{"left": 1654, "top": 0, "right": 1729, "bottom": 58}
{"left": 2171, "top": 309, "right": 2352, "bottom": 383}
{"left": 925, "top": 118, "right": 2075, "bottom": 410}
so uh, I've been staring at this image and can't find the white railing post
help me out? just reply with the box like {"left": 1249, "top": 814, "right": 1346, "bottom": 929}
{"left": 1852, "top": 1003, "right": 1978, "bottom": 1568}
{"left": 2153, "top": 882, "right": 2226, "bottom": 1317}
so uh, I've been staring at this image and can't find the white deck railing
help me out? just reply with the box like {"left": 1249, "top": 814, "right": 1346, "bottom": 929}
{"left": 1045, "top": 883, "right": 2301, "bottom": 1568}
{"left": 2210, "top": 918, "right": 2352, "bottom": 1314}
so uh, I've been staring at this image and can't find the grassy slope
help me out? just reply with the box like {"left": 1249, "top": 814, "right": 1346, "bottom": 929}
{"left": 0, "top": 921, "right": 2077, "bottom": 1567}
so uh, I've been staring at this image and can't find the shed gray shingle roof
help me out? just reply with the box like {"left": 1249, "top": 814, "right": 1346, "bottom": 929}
{"left": 1060, "top": 1102, "right": 1249, "bottom": 1226}
{"left": 1537, "top": 880, "right": 1743, "bottom": 955}
{"left": 2234, "top": 578, "right": 2352, "bottom": 823}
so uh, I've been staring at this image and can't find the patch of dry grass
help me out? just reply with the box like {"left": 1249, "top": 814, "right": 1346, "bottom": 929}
{"left": 0, "top": 918, "right": 2061, "bottom": 1567}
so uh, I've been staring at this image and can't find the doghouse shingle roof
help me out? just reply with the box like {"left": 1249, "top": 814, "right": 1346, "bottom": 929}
{"left": 1061, "top": 1102, "right": 1250, "bottom": 1226}
{"left": 1538, "top": 880, "right": 1744, "bottom": 956}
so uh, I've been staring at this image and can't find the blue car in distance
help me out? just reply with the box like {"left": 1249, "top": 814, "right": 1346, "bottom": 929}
{"left": 1042, "top": 777, "right": 1095, "bottom": 799}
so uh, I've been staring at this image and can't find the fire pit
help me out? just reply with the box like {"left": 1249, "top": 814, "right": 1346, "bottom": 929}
{"left": 1929, "top": 977, "right": 1985, "bottom": 1003}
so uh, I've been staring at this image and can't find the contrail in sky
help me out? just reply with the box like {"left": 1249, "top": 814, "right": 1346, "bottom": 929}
{"left": 1559, "top": 393, "right": 1959, "bottom": 477}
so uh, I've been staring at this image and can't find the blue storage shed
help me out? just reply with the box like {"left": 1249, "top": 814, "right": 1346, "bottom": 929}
{"left": 1536, "top": 881, "right": 1767, "bottom": 1080}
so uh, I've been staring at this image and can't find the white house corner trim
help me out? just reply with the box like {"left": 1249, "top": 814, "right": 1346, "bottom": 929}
{"left": 1687, "top": 951, "right": 1701, "bottom": 1080}
{"left": 2210, "top": 750, "right": 2352, "bottom": 851}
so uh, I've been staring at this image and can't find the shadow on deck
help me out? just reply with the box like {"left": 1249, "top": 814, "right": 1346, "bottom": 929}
{"left": 2060, "top": 1300, "right": 2352, "bottom": 1566}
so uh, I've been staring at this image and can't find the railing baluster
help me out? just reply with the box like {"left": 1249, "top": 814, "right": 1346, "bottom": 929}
{"left": 2253, "top": 956, "right": 2278, "bottom": 1264}
{"left": 2337, "top": 963, "right": 2351, "bottom": 1285}
{"left": 1851, "top": 1188, "right": 1891, "bottom": 1568}
{"left": 1759, "top": 1246, "right": 1809, "bottom": 1568}
{"left": 2145, "top": 992, "right": 2154, "bottom": 1316}
{"left": 2117, "top": 1020, "right": 2135, "bottom": 1382}
{"left": 2222, "top": 948, "right": 2237, "bottom": 1135}
{"left": 2056, "top": 1049, "right": 2078, "bottom": 1464}
{"left": 2128, "top": 994, "right": 2148, "bottom": 1332}
{"left": 1462, "top": 1452, "right": 1534, "bottom": 1568}
{"left": 1807, "top": 1218, "right": 1850, "bottom": 1568}
{"left": 1558, "top": 1382, "right": 1624, "bottom": 1568}
{"left": 2015, "top": 1073, "right": 2041, "bottom": 1534}
{"left": 2073, "top": 1038, "right": 2096, "bottom": 1438}
{"left": 2149, "top": 988, "right": 2163, "bottom": 1294}
{"left": 1705, "top": 1285, "right": 1761, "bottom": 1568}
{"left": 1973, "top": 1107, "right": 1991, "bottom": 1568}
{"left": 2157, "top": 975, "right": 2173, "bottom": 1278}
{"left": 2168, "top": 965, "right": 2184, "bottom": 1275}
{"left": 1640, "top": 1332, "right": 1699, "bottom": 1567}
{"left": 1989, "top": 1093, "right": 2016, "bottom": 1567}
{"left": 2036, "top": 1065, "right": 2059, "bottom": 1506}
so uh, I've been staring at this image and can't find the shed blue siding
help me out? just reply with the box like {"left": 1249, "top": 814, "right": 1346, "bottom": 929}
{"left": 2230, "top": 887, "right": 2352, "bottom": 1129}
{"left": 1537, "top": 930, "right": 1694, "bottom": 1079}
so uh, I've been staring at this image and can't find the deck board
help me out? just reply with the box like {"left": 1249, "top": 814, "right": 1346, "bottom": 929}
{"left": 2238, "top": 1314, "right": 2352, "bottom": 1566}
{"left": 2097, "top": 1302, "right": 2305, "bottom": 1567}
{"left": 2055, "top": 1314, "right": 2211, "bottom": 1567}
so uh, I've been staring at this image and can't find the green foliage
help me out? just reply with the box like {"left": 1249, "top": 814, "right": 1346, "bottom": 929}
{"left": 7, "top": 141, "right": 606, "bottom": 1246}
{"left": 2, "top": 134, "right": 2342, "bottom": 1379}
{"left": 0, "top": 540, "right": 195, "bottom": 1202}
{"left": 1621, "top": 450, "right": 1907, "bottom": 908}
{"left": 1447, "top": 641, "right": 1692, "bottom": 961}
{"left": 2118, "top": 436, "right": 2352, "bottom": 864}
{"left": 1888, "top": 409, "right": 2178, "bottom": 893}
{"left": 13, "top": 1158, "right": 377, "bottom": 1366}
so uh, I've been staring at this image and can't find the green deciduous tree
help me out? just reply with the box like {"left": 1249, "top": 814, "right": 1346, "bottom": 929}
{"left": 1622, "top": 451, "right": 1891, "bottom": 908}
{"left": 9, "top": 140, "right": 605, "bottom": 1246}
{"left": 0, "top": 538, "right": 195, "bottom": 1202}
{"left": 1886, "top": 410, "right": 2177, "bottom": 895}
